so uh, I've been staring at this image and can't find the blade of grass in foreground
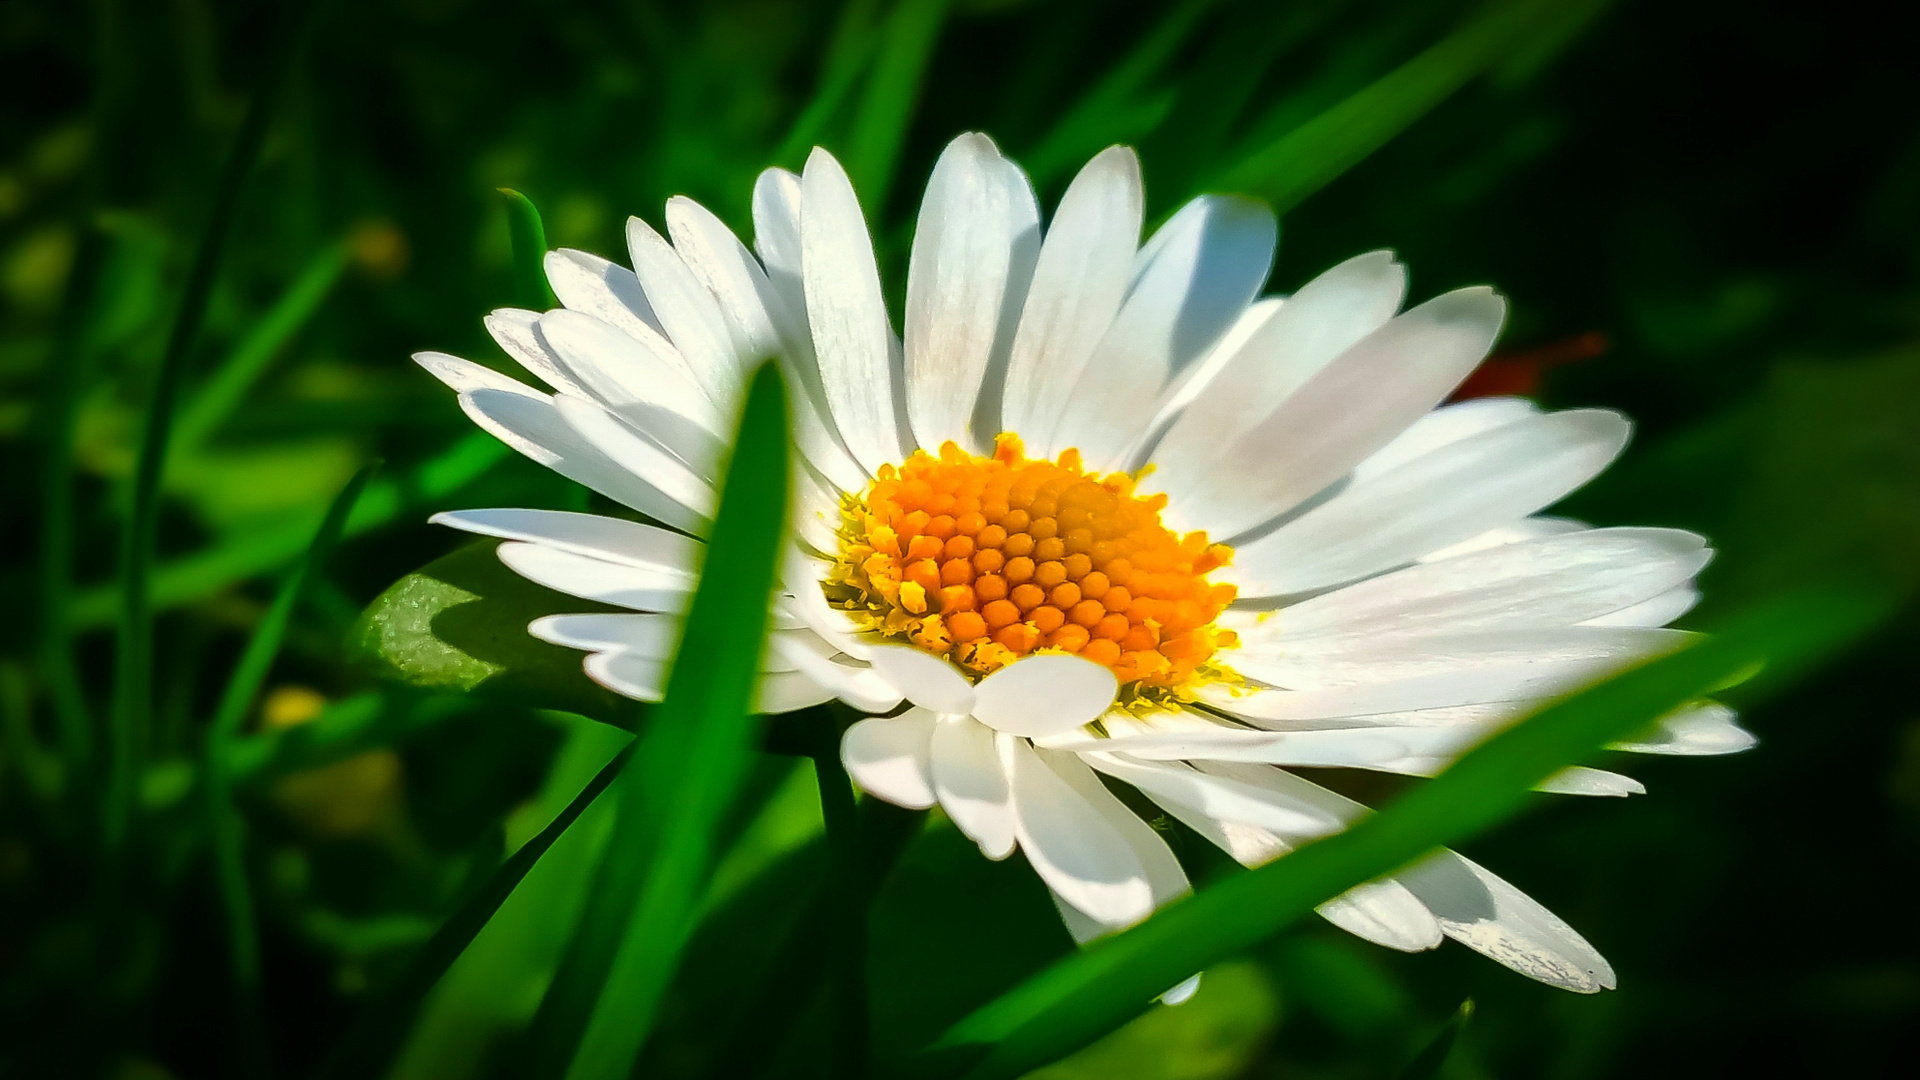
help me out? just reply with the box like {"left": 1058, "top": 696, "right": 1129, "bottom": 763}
{"left": 526, "top": 362, "right": 791, "bottom": 1080}
{"left": 312, "top": 739, "right": 636, "bottom": 1080}
{"left": 1212, "top": 0, "right": 1600, "bottom": 214}
{"left": 202, "top": 461, "right": 376, "bottom": 1076}
{"left": 105, "top": 0, "right": 327, "bottom": 853}
{"left": 499, "top": 188, "right": 554, "bottom": 310}
{"left": 919, "top": 584, "right": 1888, "bottom": 1080}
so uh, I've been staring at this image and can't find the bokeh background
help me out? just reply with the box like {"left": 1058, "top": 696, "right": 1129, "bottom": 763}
{"left": 3, "top": 0, "right": 1918, "bottom": 1077}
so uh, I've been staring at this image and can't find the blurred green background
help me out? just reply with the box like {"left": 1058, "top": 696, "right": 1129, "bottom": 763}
{"left": 2, "top": 0, "right": 1917, "bottom": 1077}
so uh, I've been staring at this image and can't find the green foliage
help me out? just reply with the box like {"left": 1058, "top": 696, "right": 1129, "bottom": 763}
{"left": 351, "top": 540, "right": 631, "bottom": 722}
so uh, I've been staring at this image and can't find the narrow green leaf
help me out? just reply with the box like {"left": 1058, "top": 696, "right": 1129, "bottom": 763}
{"left": 106, "top": 0, "right": 329, "bottom": 852}
{"left": 499, "top": 188, "right": 554, "bottom": 310}
{"left": 313, "top": 739, "right": 636, "bottom": 1080}
{"left": 173, "top": 239, "right": 350, "bottom": 454}
{"left": 774, "top": 0, "right": 885, "bottom": 169}
{"left": 1397, "top": 999, "right": 1474, "bottom": 1080}
{"left": 527, "top": 362, "right": 791, "bottom": 1080}
{"left": 844, "top": 0, "right": 951, "bottom": 215}
{"left": 222, "top": 690, "right": 476, "bottom": 783}
{"left": 201, "top": 460, "right": 375, "bottom": 1077}
{"left": 921, "top": 584, "right": 1888, "bottom": 1080}
{"left": 1021, "top": 0, "right": 1221, "bottom": 188}
{"left": 70, "top": 431, "right": 511, "bottom": 629}
{"left": 350, "top": 540, "right": 635, "bottom": 721}
{"left": 1211, "top": 0, "right": 1596, "bottom": 213}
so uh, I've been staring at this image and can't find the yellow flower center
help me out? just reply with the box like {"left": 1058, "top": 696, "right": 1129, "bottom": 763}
{"left": 825, "top": 435, "right": 1239, "bottom": 706}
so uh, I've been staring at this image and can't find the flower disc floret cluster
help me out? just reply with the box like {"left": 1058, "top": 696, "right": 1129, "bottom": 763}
{"left": 826, "top": 434, "right": 1239, "bottom": 695}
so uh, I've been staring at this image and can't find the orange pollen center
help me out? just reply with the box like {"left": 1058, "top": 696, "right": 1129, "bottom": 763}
{"left": 825, "top": 435, "right": 1239, "bottom": 699}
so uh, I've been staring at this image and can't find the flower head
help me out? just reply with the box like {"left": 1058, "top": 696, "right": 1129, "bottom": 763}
{"left": 418, "top": 133, "right": 1753, "bottom": 992}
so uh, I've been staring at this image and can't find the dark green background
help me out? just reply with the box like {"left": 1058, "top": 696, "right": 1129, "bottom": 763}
{"left": 2, "top": 0, "right": 1916, "bottom": 1076}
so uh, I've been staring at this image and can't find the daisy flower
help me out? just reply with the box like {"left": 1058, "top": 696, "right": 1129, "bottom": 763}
{"left": 416, "top": 133, "right": 1755, "bottom": 993}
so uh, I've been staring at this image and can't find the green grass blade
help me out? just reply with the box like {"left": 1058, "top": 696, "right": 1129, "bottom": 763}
{"left": 843, "top": 0, "right": 950, "bottom": 216}
{"left": 314, "top": 739, "right": 636, "bottom": 1080}
{"left": 526, "top": 362, "right": 790, "bottom": 1080}
{"left": 920, "top": 584, "right": 1889, "bottom": 1080}
{"left": 172, "top": 239, "right": 351, "bottom": 454}
{"left": 1397, "top": 998, "right": 1475, "bottom": 1080}
{"left": 774, "top": 0, "right": 885, "bottom": 169}
{"left": 499, "top": 188, "right": 554, "bottom": 310}
{"left": 201, "top": 460, "right": 375, "bottom": 1075}
{"left": 1211, "top": 0, "right": 1598, "bottom": 214}
{"left": 70, "top": 431, "right": 510, "bottom": 629}
{"left": 222, "top": 691, "right": 477, "bottom": 783}
{"left": 1020, "top": 0, "right": 1220, "bottom": 189}
{"left": 105, "top": 0, "right": 328, "bottom": 854}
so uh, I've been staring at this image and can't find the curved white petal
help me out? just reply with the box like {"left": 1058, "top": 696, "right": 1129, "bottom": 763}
{"left": 1317, "top": 878, "right": 1444, "bottom": 952}
{"left": 485, "top": 309, "right": 592, "bottom": 397}
{"left": 664, "top": 195, "right": 792, "bottom": 366}
{"left": 494, "top": 541, "right": 693, "bottom": 612}
{"left": 1052, "top": 722, "right": 1481, "bottom": 768}
{"left": 552, "top": 395, "right": 718, "bottom": 529}
{"left": 431, "top": 508, "right": 700, "bottom": 572}
{"left": 1149, "top": 251, "right": 1407, "bottom": 487}
{"left": 1225, "top": 409, "right": 1632, "bottom": 597}
{"left": 1228, "top": 626, "right": 1691, "bottom": 691}
{"left": 930, "top": 716, "right": 1016, "bottom": 859}
{"left": 1003, "top": 738, "right": 1153, "bottom": 926}
{"left": 758, "top": 670, "right": 837, "bottom": 713}
{"left": 1396, "top": 850, "right": 1616, "bottom": 992}
{"left": 905, "top": 133, "right": 1016, "bottom": 452}
{"left": 1085, "top": 753, "right": 1347, "bottom": 843}
{"left": 1040, "top": 746, "right": 1187, "bottom": 939}
{"left": 1535, "top": 766, "right": 1645, "bottom": 796}
{"left": 583, "top": 651, "right": 666, "bottom": 701}
{"left": 1357, "top": 396, "right": 1538, "bottom": 480}
{"left": 842, "top": 711, "right": 938, "bottom": 809}
{"left": 999, "top": 146, "right": 1142, "bottom": 443}
{"left": 1049, "top": 194, "right": 1276, "bottom": 469}
{"left": 769, "top": 633, "right": 904, "bottom": 713}
{"left": 800, "top": 147, "right": 907, "bottom": 474}
{"left": 1248, "top": 528, "right": 1712, "bottom": 642}
{"left": 628, "top": 215, "right": 744, "bottom": 404}
{"left": 1609, "top": 701, "right": 1754, "bottom": 755}
{"left": 415, "top": 351, "right": 538, "bottom": 397}
{"left": 1582, "top": 584, "right": 1700, "bottom": 628}
{"left": 865, "top": 644, "right": 977, "bottom": 714}
{"left": 1157, "top": 287, "right": 1507, "bottom": 540}
{"left": 969, "top": 157, "right": 1043, "bottom": 442}
{"left": 1418, "top": 515, "right": 1587, "bottom": 564}
{"left": 458, "top": 388, "right": 704, "bottom": 529}
{"left": 970, "top": 654, "right": 1117, "bottom": 738}
{"left": 544, "top": 248, "right": 664, "bottom": 344}
{"left": 536, "top": 308, "right": 724, "bottom": 434}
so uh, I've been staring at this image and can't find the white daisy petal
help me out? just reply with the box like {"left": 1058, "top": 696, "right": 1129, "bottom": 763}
{"left": 1150, "top": 251, "right": 1407, "bottom": 489}
{"left": 1317, "top": 878, "right": 1445, "bottom": 953}
{"left": 842, "top": 711, "right": 939, "bottom": 810}
{"left": 1049, "top": 194, "right": 1276, "bottom": 469}
{"left": 930, "top": 717, "right": 1016, "bottom": 859}
{"left": 1054, "top": 722, "right": 1481, "bottom": 768}
{"left": 544, "top": 247, "right": 664, "bottom": 344}
{"left": 865, "top": 644, "right": 977, "bottom": 714}
{"left": 1418, "top": 515, "right": 1587, "bottom": 563}
{"left": 1396, "top": 850, "right": 1616, "bottom": 992}
{"left": 627, "top": 215, "right": 745, "bottom": 403}
{"left": 1582, "top": 584, "right": 1700, "bottom": 628}
{"left": 970, "top": 156, "right": 1044, "bottom": 441}
{"left": 536, "top": 308, "right": 724, "bottom": 434}
{"left": 1535, "top": 766, "right": 1645, "bottom": 796}
{"left": 1356, "top": 396, "right": 1538, "bottom": 480}
{"left": 757, "top": 671, "right": 837, "bottom": 713}
{"left": 430, "top": 508, "right": 700, "bottom": 572}
{"left": 1161, "top": 287, "right": 1507, "bottom": 540}
{"left": 494, "top": 541, "right": 693, "bottom": 612}
{"left": 1249, "top": 528, "right": 1712, "bottom": 641}
{"left": 769, "top": 633, "right": 904, "bottom": 713}
{"left": 1003, "top": 738, "right": 1153, "bottom": 926}
{"left": 1085, "top": 754, "right": 1347, "bottom": 842}
{"left": 800, "top": 147, "right": 908, "bottom": 474}
{"left": 1197, "top": 664, "right": 1603, "bottom": 724}
{"left": 970, "top": 654, "right": 1117, "bottom": 738}
{"left": 999, "top": 146, "right": 1143, "bottom": 442}
{"left": 414, "top": 351, "right": 538, "bottom": 397}
{"left": 551, "top": 395, "right": 718, "bottom": 529}
{"left": 905, "top": 133, "right": 1016, "bottom": 452}
{"left": 1225, "top": 409, "right": 1632, "bottom": 597}
{"left": 663, "top": 195, "right": 790, "bottom": 365}
{"left": 1229, "top": 626, "right": 1689, "bottom": 691}
{"left": 457, "top": 388, "right": 704, "bottom": 528}
{"left": 1034, "top": 746, "right": 1188, "bottom": 938}
{"left": 484, "top": 309, "right": 592, "bottom": 398}
{"left": 583, "top": 651, "right": 666, "bottom": 701}
{"left": 1609, "top": 701, "right": 1754, "bottom": 755}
